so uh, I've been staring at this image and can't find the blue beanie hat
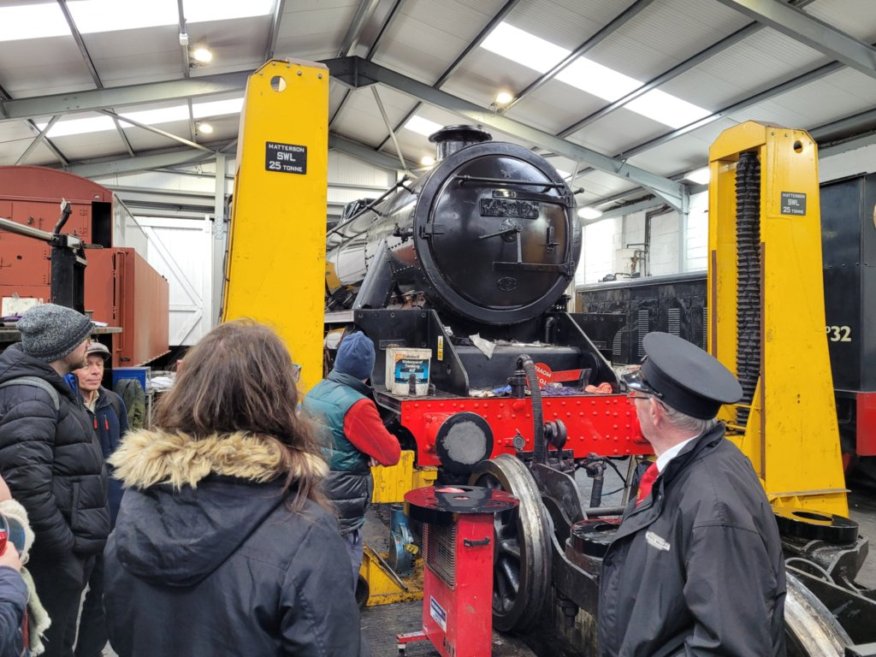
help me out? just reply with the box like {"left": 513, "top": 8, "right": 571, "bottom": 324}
{"left": 333, "top": 332, "right": 375, "bottom": 380}
{"left": 18, "top": 303, "right": 93, "bottom": 362}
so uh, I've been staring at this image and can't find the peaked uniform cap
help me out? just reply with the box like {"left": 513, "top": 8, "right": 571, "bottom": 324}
{"left": 625, "top": 332, "right": 743, "bottom": 420}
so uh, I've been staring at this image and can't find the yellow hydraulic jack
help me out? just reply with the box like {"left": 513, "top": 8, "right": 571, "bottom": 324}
{"left": 707, "top": 121, "right": 876, "bottom": 655}
{"left": 357, "top": 451, "right": 437, "bottom": 607}
{"left": 222, "top": 59, "right": 329, "bottom": 394}
{"left": 708, "top": 121, "right": 848, "bottom": 517}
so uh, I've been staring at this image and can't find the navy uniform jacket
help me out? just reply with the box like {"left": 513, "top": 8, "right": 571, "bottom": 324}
{"left": 598, "top": 423, "right": 787, "bottom": 657}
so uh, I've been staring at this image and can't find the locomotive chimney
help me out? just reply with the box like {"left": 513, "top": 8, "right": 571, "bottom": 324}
{"left": 429, "top": 125, "right": 492, "bottom": 161}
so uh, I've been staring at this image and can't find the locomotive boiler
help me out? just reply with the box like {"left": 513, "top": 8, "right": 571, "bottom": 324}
{"left": 327, "top": 124, "right": 580, "bottom": 327}
{"left": 325, "top": 125, "right": 646, "bottom": 471}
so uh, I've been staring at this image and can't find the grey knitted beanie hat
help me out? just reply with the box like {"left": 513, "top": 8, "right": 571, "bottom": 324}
{"left": 18, "top": 304, "right": 93, "bottom": 362}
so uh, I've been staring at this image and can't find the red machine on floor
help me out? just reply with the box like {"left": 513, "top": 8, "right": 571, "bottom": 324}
{"left": 399, "top": 485, "right": 517, "bottom": 657}
{"left": 0, "top": 166, "right": 169, "bottom": 366}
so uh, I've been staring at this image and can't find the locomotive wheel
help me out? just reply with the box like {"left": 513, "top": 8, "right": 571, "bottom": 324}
{"left": 470, "top": 455, "right": 551, "bottom": 633}
{"left": 785, "top": 572, "right": 851, "bottom": 657}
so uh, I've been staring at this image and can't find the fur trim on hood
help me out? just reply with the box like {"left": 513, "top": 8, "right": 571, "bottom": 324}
{"left": 110, "top": 429, "right": 328, "bottom": 490}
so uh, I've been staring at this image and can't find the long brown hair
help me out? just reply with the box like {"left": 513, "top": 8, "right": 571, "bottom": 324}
{"left": 153, "top": 319, "right": 326, "bottom": 508}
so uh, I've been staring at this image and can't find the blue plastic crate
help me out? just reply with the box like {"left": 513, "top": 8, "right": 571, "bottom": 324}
{"left": 112, "top": 367, "right": 149, "bottom": 391}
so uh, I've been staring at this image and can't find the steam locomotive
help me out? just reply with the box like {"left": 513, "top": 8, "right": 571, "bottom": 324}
{"left": 325, "top": 125, "right": 647, "bottom": 474}
{"left": 324, "top": 126, "right": 875, "bottom": 654}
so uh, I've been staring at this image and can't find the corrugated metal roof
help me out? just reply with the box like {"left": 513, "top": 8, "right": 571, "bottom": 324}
{"left": 0, "top": 0, "right": 875, "bottom": 212}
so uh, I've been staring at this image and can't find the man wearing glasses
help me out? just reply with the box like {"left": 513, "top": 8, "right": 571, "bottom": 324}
{"left": 0, "top": 303, "right": 110, "bottom": 657}
{"left": 598, "top": 332, "right": 786, "bottom": 657}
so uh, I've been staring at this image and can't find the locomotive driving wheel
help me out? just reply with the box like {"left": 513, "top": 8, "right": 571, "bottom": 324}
{"left": 470, "top": 455, "right": 551, "bottom": 633}
{"left": 785, "top": 572, "right": 851, "bottom": 657}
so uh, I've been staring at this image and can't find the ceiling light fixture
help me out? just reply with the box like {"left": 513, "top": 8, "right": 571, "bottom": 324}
{"left": 494, "top": 91, "right": 513, "bottom": 107}
{"left": 420, "top": 155, "right": 435, "bottom": 167}
{"left": 198, "top": 122, "right": 214, "bottom": 135}
{"left": 192, "top": 46, "right": 213, "bottom": 63}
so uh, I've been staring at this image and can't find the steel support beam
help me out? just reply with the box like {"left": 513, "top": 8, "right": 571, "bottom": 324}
{"left": 329, "top": 132, "right": 411, "bottom": 171}
{"left": 338, "top": 0, "right": 380, "bottom": 57}
{"left": 66, "top": 148, "right": 217, "bottom": 178}
{"left": 376, "top": 0, "right": 521, "bottom": 150}
{"left": 0, "top": 71, "right": 252, "bottom": 123}
{"left": 63, "top": 132, "right": 405, "bottom": 179}
{"left": 101, "top": 109, "right": 212, "bottom": 153}
{"left": 15, "top": 116, "right": 59, "bottom": 165}
{"left": 714, "top": 0, "right": 876, "bottom": 81}
{"left": 264, "top": 0, "right": 286, "bottom": 61}
{"left": 327, "top": 56, "right": 687, "bottom": 211}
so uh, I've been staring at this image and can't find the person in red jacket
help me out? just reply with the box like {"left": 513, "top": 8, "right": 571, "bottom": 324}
{"left": 303, "top": 332, "right": 400, "bottom": 588}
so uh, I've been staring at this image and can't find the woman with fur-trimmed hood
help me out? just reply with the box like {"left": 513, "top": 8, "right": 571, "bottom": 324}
{"left": 103, "top": 320, "right": 362, "bottom": 657}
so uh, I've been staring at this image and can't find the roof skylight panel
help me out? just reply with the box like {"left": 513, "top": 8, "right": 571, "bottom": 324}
{"left": 184, "top": 0, "right": 276, "bottom": 22}
{"left": 192, "top": 98, "right": 245, "bottom": 118}
{"left": 67, "top": 0, "right": 178, "bottom": 33}
{"left": 37, "top": 105, "right": 189, "bottom": 137}
{"left": 36, "top": 115, "right": 117, "bottom": 138}
{"left": 54, "top": 0, "right": 275, "bottom": 35}
{"left": 627, "top": 90, "right": 711, "bottom": 129}
{"left": 404, "top": 116, "right": 444, "bottom": 137}
{"left": 121, "top": 106, "right": 191, "bottom": 125}
{"left": 0, "top": 3, "right": 70, "bottom": 41}
{"left": 481, "top": 22, "right": 568, "bottom": 73}
{"left": 556, "top": 58, "right": 640, "bottom": 103}
{"left": 480, "top": 21, "right": 710, "bottom": 129}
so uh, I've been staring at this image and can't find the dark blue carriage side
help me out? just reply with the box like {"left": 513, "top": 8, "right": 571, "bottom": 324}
{"left": 574, "top": 270, "right": 707, "bottom": 364}
{"left": 820, "top": 174, "right": 876, "bottom": 463}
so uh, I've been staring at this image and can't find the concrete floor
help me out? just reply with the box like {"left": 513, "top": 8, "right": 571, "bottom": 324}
{"left": 102, "top": 479, "right": 876, "bottom": 657}
{"left": 359, "top": 475, "right": 876, "bottom": 657}
{"left": 848, "top": 487, "right": 876, "bottom": 588}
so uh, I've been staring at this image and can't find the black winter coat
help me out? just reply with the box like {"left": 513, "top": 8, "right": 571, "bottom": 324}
{"left": 0, "top": 344, "right": 110, "bottom": 557}
{"left": 104, "top": 429, "right": 362, "bottom": 657}
{"left": 598, "top": 423, "right": 786, "bottom": 657}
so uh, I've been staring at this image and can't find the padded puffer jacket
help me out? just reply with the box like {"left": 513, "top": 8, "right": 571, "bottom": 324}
{"left": 0, "top": 343, "right": 110, "bottom": 557}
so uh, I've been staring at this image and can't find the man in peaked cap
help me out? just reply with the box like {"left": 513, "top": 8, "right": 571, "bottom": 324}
{"left": 598, "top": 332, "right": 786, "bottom": 657}
{"left": 303, "top": 331, "right": 400, "bottom": 592}
{"left": 0, "top": 304, "right": 110, "bottom": 657}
